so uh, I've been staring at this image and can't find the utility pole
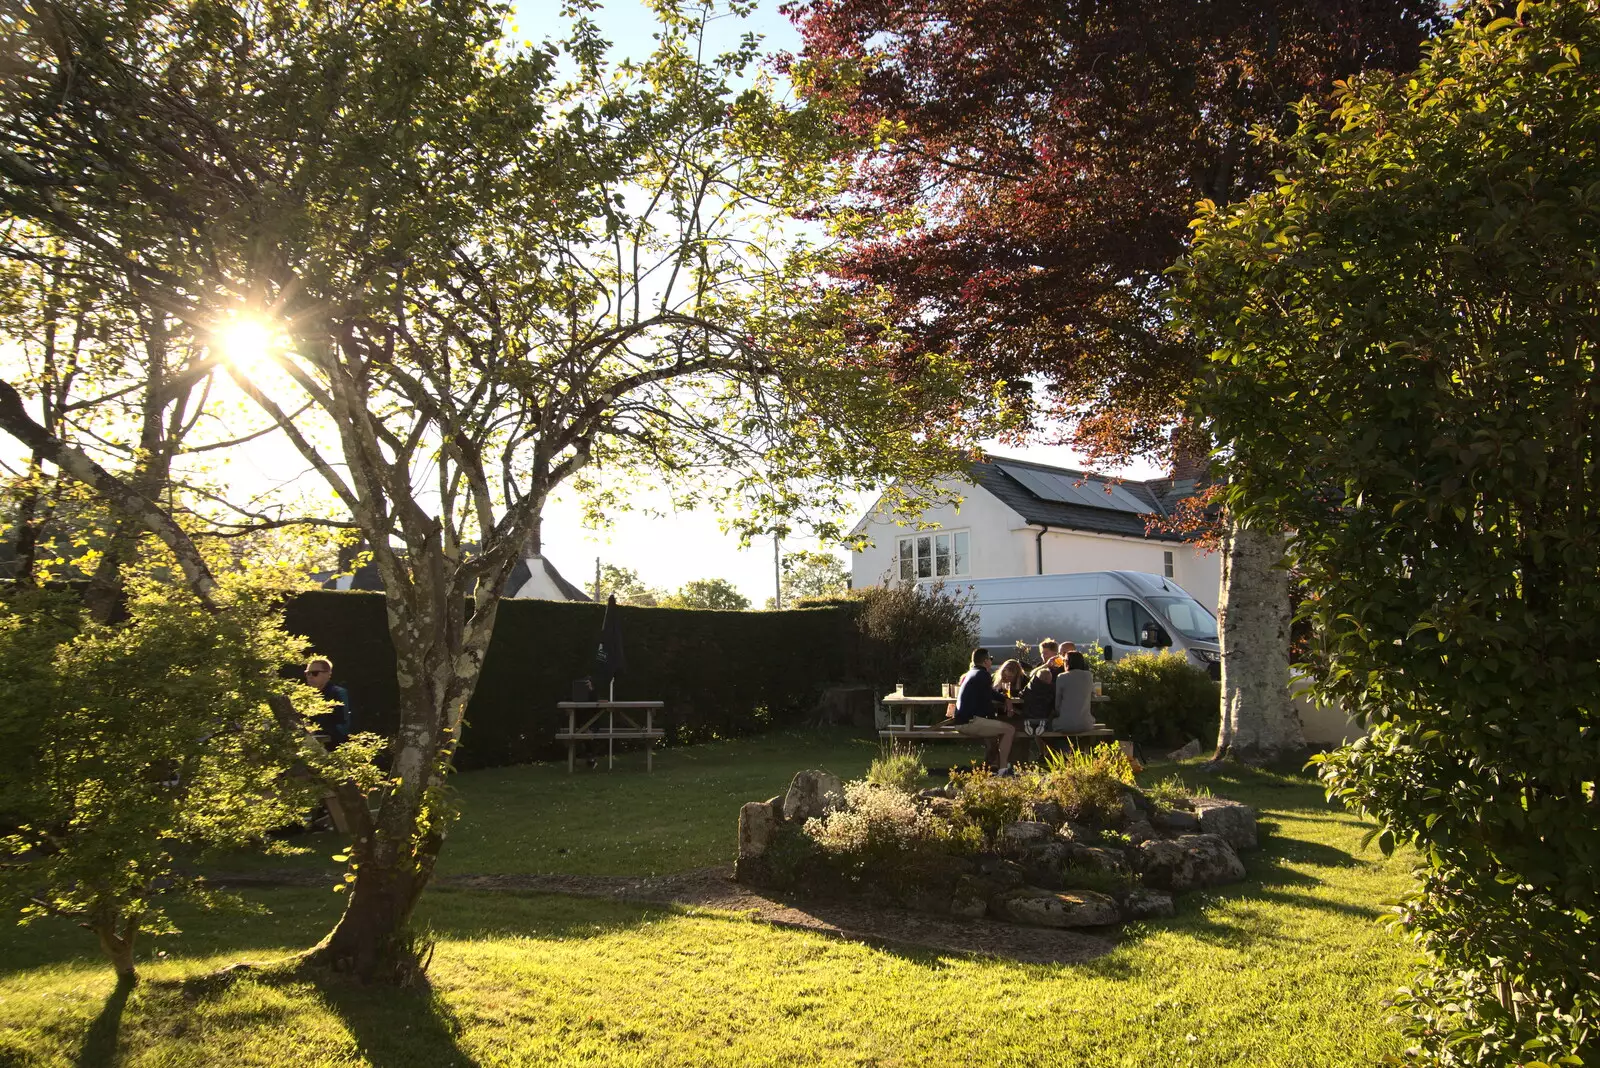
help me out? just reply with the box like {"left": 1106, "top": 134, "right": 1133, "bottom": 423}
{"left": 593, "top": 556, "right": 601, "bottom": 601}
{"left": 773, "top": 532, "right": 782, "bottom": 610}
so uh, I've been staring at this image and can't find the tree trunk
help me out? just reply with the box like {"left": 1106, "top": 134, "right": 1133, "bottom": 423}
{"left": 92, "top": 911, "right": 139, "bottom": 983}
{"left": 1213, "top": 517, "right": 1304, "bottom": 762}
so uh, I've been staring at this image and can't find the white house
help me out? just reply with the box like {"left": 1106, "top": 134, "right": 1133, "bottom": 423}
{"left": 850, "top": 455, "right": 1221, "bottom": 611}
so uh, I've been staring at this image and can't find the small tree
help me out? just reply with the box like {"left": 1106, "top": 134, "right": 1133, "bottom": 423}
{"left": 856, "top": 580, "right": 977, "bottom": 689}
{"left": 660, "top": 578, "right": 751, "bottom": 611}
{"left": 1178, "top": 4, "right": 1600, "bottom": 1060}
{"left": 774, "top": 549, "right": 849, "bottom": 606}
{"left": 0, "top": 564, "right": 379, "bottom": 982}
{"left": 594, "top": 564, "right": 662, "bottom": 607}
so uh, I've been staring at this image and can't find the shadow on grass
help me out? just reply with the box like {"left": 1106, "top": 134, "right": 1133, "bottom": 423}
{"left": 311, "top": 974, "right": 480, "bottom": 1068}
{"left": 74, "top": 976, "right": 132, "bottom": 1068}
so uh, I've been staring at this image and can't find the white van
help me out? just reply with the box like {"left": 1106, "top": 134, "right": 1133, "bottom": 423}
{"left": 961, "top": 570, "right": 1222, "bottom": 678}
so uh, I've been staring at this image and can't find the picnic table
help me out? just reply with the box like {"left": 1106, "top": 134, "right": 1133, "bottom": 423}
{"left": 877, "top": 691, "right": 1114, "bottom": 754}
{"left": 555, "top": 700, "right": 665, "bottom": 773}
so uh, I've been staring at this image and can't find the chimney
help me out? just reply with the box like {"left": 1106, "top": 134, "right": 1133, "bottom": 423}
{"left": 1169, "top": 423, "right": 1210, "bottom": 483}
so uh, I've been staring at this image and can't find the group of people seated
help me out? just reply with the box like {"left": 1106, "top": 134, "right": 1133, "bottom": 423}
{"left": 947, "top": 639, "right": 1096, "bottom": 777}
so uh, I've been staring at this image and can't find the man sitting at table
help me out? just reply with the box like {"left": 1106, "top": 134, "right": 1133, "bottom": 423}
{"left": 953, "top": 648, "right": 1016, "bottom": 776}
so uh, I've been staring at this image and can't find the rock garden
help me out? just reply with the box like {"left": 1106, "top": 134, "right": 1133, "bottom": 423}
{"left": 735, "top": 744, "right": 1259, "bottom": 928}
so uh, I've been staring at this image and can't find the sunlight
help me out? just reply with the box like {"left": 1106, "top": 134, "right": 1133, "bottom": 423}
{"left": 215, "top": 315, "right": 279, "bottom": 364}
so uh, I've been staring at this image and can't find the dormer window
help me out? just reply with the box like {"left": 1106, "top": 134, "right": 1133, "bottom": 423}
{"left": 897, "top": 530, "right": 970, "bottom": 580}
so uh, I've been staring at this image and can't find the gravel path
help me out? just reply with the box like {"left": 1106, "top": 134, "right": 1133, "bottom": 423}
{"left": 214, "top": 866, "right": 1115, "bottom": 965}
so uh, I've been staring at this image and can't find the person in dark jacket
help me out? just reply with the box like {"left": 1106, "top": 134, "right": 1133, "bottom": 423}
{"left": 303, "top": 656, "right": 352, "bottom": 746}
{"left": 953, "top": 648, "right": 1016, "bottom": 774}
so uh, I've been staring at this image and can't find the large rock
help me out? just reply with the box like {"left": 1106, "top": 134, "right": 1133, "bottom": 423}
{"left": 1032, "top": 800, "right": 1066, "bottom": 826}
{"left": 1155, "top": 808, "right": 1201, "bottom": 833}
{"left": 1135, "top": 833, "right": 1247, "bottom": 893}
{"left": 1002, "top": 820, "right": 1054, "bottom": 846}
{"left": 993, "top": 887, "right": 1120, "bottom": 928}
{"left": 1121, "top": 888, "right": 1176, "bottom": 920}
{"left": 734, "top": 800, "right": 782, "bottom": 884}
{"left": 1192, "top": 798, "right": 1259, "bottom": 850}
{"left": 950, "top": 874, "right": 995, "bottom": 918}
{"left": 782, "top": 769, "right": 845, "bottom": 824}
{"left": 1166, "top": 739, "right": 1203, "bottom": 762}
{"left": 1075, "top": 846, "right": 1129, "bottom": 875}
{"left": 1122, "top": 819, "right": 1158, "bottom": 846}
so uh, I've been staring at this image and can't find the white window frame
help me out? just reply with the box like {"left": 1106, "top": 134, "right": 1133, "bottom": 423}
{"left": 1163, "top": 550, "right": 1175, "bottom": 578}
{"left": 897, "top": 529, "right": 971, "bottom": 581}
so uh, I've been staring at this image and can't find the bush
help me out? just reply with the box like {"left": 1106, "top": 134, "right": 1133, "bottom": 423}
{"left": 853, "top": 580, "right": 977, "bottom": 689}
{"left": 948, "top": 765, "right": 1037, "bottom": 839}
{"left": 1040, "top": 743, "right": 1137, "bottom": 825}
{"left": 1095, "top": 652, "right": 1219, "bottom": 750}
{"left": 865, "top": 743, "right": 926, "bottom": 793}
{"left": 1179, "top": 4, "right": 1600, "bottom": 1061}
{"left": 0, "top": 570, "right": 380, "bottom": 980}
{"left": 803, "top": 781, "right": 978, "bottom": 894}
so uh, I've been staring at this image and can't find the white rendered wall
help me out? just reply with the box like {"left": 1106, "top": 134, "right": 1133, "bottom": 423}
{"left": 851, "top": 482, "right": 1222, "bottom": 611}
{"left": 510, "top": 556, "right": 579, "bottom": 601}
{"left": 851, "top": 478, "right": 1029, "bottom": 588}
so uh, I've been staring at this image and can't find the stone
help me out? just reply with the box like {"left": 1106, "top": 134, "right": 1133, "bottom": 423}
{"left": 1002, "top": 820, "right": 1054, "bottom": 846}
{"left": 735, "top": 800, "right": 782, "bottom": 884}
{"left": 974, "top": 855, "right": 1027, "bottom": 889}
{"left": 1123, "top": 819, "right": 1157, "bottom": 846}
{"left": 1032, "top": 800, "right": 1065, "bottom": 826}
{"left": 1058, "top": 821, "right": 1096, "bottom": 843}
{"left": 1192, "top": 798, "right": 1259, "bottom": 850}
{"left": 950, "top": 875, "right": 994, "bottom": 918}
{"left": 1166, "top": 738, "right": 1203, "bottom": 762}
{"left": 782, "top": 769, "right": 845, "bottom": 824}
{"left": 1135, "top": 833, "right": 1247, "bottom": 893}
{"left": 1076, "top": 846, "right": 1128, "bottom": 875}
{"left": 1120, "top": 795, "right": 1141, "bottom": 825}
{"left": 918, "top": 787, "right": 944, "bottom": 800}
{"left": 1121, "top": 888, "right": 1176, "bottom": 920}
{"left": 1124, "top": 788, "right": 1154, "bottom": 814}
{"left": 1155, "top": 808, "right": 1202, "bottom": 833}
{"left": 993, "top": 887, "right": 1120, "bottom": 928}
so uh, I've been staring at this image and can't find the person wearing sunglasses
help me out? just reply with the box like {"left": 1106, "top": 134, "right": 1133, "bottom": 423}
{"left": 303, "top": 657, "right": 353, "bottom": 746}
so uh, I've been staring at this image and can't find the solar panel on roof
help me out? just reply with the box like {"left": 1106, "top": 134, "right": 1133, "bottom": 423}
{"left": 995, "top": 462, "right": 1151, "bottom": 514}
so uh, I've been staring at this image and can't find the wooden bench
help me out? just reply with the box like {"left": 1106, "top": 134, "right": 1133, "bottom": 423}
{"left": 556, "top": 700, "right": 665, "bottom": 772}
{"left": 878, "top": 724, "right": 1114, "bottom": 743}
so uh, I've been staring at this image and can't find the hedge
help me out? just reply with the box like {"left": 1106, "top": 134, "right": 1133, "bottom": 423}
{"left": 281, "top": 591, "right": 866, "bottom": 770}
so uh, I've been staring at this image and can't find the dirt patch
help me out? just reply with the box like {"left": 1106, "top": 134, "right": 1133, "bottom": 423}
{"left": 212, "top": 866, "right": 1115, "bottom": 965}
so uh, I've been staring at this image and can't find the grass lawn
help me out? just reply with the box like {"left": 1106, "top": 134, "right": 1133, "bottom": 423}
{"left": 0, "top": 730, "right": 1422, "bottom": 1067}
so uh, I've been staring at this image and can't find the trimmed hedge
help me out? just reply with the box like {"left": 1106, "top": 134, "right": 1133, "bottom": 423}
{"left": 281, "top": 592, "right": 865, "bottom": 770}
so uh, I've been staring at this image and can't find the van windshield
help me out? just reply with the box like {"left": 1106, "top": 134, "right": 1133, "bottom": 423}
{"left": 1146, "top": 595, "right": 1219, "bottom": 642}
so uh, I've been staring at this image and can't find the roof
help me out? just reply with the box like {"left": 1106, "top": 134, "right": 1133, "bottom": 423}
{"left": 323, "top": 553, "right": 592, "bottom": 600}
{"left": 967, "top": 455, "right": 1195, "bottom": 542}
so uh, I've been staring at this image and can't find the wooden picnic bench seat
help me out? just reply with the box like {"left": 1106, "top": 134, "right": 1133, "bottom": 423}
{"left": 879, "top": 723, "right": 1114, "bottom": 742}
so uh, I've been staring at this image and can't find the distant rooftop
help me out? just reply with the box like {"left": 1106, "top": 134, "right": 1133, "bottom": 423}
{"left": 968, "top": 455, "right": 1199, "bottom": 542}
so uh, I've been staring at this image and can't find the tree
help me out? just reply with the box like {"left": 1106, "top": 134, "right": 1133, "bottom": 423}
{"left": 1177, "top": 3, "right": 1600, "bottom": 1060}
{"left": 594, "top": 564, "right": 662, "bottom": 607}
{"left": 660, "top": 577, "right": 751, "bottom": 610}
{"left": 0, "top": 561, "right": 378, "bottom": 982}
{"left": 771, "top": 549, "right": 849, "bottom": 606}
{"left": 0, "top": 0, "right": 985, "bottom": 979}
{"left": 784, "top": 0, "right": 1443, "bottom": 760}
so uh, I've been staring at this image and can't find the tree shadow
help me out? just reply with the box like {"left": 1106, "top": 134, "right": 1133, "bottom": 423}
{"left": 310, "top": 973, "right": 480, "bottom": 1068}
{"left": 74, "top": 976, "right": 133, "bottom": 1068}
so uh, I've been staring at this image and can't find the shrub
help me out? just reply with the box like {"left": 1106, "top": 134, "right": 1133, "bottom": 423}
{"left": 1144, "top": 773, "right": 1209, "bottom": 811}
{"left": 804, "top": 781, "right": 977, "bottom": 893}
{"left": 1040, "top": 743, "right": 1136, "bottom": 825}
{"left": 948, "top": 765, "right": 1037, "bottom": 839}
{"left": 1095, "top": 651, "right": 1219, "bottom": 750}
{"left": 854, "top": 580, "right": 977, "bottom": 688}
{"left": 0, "top": 570, "right": 382, "bottom": 981}
{"left": 865, "top": 743, "right": 926, "bottom": 794}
